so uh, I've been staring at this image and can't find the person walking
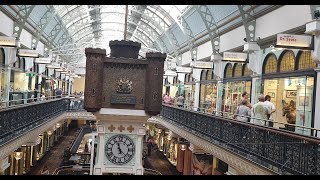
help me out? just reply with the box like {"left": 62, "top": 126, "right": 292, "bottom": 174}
{"left": 234, "top": 99, "right": 251, "bottom": 122}
{"left": 252, "top": 94, "right": 271, "bottom": 126}
{"left": 264, "top": 95, "right": 276, "bottom": 127}
{"left": 147, "top": 137, "right": 154, "bottom": 157}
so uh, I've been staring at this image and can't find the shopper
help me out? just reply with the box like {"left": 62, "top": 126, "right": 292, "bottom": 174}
{"left": 163, "top": 93, "right": 171, "bottom": 105}
{"left": 147, "top": 137, "right": 154, "bottom": 157}
{"left": 234, "top": 99, "right": 251, "bottom": 122}
{"left": 252, "top": 94, "right": 270, "bottom": 126}
{"left": 240, "top": 91, "right": 252, "bottom": 109}
{"left": 56, "top": 88, "right": 62, "bottom": 98}
{"left": 264, "top": 95, "right": 276, "bottom": 127}
{"left": 177, "top": 94, "right": 185, "bottom": 108}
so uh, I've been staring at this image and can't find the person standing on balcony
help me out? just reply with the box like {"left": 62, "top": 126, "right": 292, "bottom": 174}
{"left": 252, "top": 94, "right": 270, "bottom": 126}
{"left": 56, "top": 88, "right": 62, "bottom": 98}
{"left": 234, "top": 99, "right": 251, "bottom": 122}
{"left": 177, "top": 94, "right": 185, "bottom": 108}
{"left": 264, "top": 95, "right": 276, "bottom": 127}
{"left": 240, "top": 91, "right": 252, "bottom": 109}
{"left": 163, "top": 92, "right": 171, "bottom": 105}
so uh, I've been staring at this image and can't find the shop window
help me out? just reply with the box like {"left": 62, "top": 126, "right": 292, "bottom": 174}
{"left": 263, "top": 54, "right": 277, "bottom": 74}
{"left": 243, "top": 64, "right": 252, "bottom": 76}
{"left": 279, "top": 51, "right": 295, "bottom": 72}
{"left": 224, "top": 63, "right": 232, "bottom": 78}
{"left": 233, "top": 63, "right": 242, "bottom": 77}
{"left": 200, "top": 70, "right": 207, "bottom": 81}
{"left": 206, "top": 69, "right": 213, "bottom": 80}
{"left": 298, "top": 51, "right": 317, "bottom": 70}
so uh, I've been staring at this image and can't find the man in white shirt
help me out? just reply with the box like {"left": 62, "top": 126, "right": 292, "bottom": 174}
{"left": 264, "top": 95, "right": 276, "bottom": 127}
{"left": 252, "top": 94, "right": 271, "bottom": 126}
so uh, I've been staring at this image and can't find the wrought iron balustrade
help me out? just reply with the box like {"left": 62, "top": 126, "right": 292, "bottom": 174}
{"left": 160, "top": 104, "right": 320, "bottom": 175}
{"left": 0, "top": 98, "right": 70, "bottom": 146}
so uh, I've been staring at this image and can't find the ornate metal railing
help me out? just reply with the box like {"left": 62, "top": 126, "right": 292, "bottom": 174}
{"left": 0, "top": 98, "right": 70, "bottom": 146}
{"left": 160, "top": 105, "right": 320, "bottom": 175}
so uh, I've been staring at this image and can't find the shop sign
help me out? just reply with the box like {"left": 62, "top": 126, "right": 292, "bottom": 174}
{"left": 176, "top": 66, "right": 192, "bottom": 73}
{"left": 0, "top": 36, "right": 17, "bottom": 47}
{"left": 223, "top": 52, "right": 247, "bottom": 62}
{"left": 35, "top": 58, "right": 51, "bottom": 64}
{"left": 276, "top": 34, "right": 312, "bottom": 48}
{"left": 164, "top": 70, "right": 177, "bottom": 76}
{"left": 194, "top": 61, "right": 213, "bottom": 69}
{"left": 46, "top": 63, "right": 61, "bottom": 69}
{"left": 18, "top": 49, "right": 39, "bottom": 58}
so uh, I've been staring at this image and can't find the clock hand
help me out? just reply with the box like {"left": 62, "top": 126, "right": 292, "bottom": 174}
{"left": 117, "top": 143, "right": 122, "bottom": 154}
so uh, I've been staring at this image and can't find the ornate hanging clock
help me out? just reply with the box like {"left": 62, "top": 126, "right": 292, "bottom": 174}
{"left": 105, "top": 134, "right": 135, "bottom": 165}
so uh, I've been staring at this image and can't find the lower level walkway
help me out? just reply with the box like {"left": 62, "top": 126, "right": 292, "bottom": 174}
{"left": 143, "top": 142, "right": 181, "bottom": 175}
{"left": 27, "top": 128, "right": 78, "bottom": 175}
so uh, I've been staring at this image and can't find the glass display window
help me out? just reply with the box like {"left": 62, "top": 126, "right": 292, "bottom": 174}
{"left": 200, "top": 83, "right": 217, "bottom": 113}
{"left": 222, "top": 81, "right": 251, "bottom": 117}
{"left": 262, "top": 76, "right": 314, "bottom": 135}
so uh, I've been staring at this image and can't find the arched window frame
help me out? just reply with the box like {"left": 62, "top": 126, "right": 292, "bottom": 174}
{"left": 262, "top": 53, "right": 278, "bottom": 74}
{"left": 224, "top": 63, "right": 233, "bottom": 78}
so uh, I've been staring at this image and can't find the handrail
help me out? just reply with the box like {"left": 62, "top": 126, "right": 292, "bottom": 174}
{"left": 165, "top": 103, "right": 320, "bottom": 139}
{"left": 160, "top": 104, "right": 320, "bottom": 175}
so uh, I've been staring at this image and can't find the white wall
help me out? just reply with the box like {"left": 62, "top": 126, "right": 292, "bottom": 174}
{"left": 36, "top": 41, "right": 44, "bottom": 56}
{"left": 0, "top": 11, "right": 13, "bottom": 36}
{"left": 256, "top": 5, "right": 312, "bottom": 39}
{"left": 219, "top": 26, "right": 246, "bottom": 52}
{"left": 197, "top": 41, "right": 212, "bottom": 60}
{"left": 181, "top": 50, "right": 192, "bottom": 65}
{"left": 20, "top": 29, "right": 32, "bottom": 48}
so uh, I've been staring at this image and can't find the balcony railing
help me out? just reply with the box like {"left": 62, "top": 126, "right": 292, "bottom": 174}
{"left": 160, "top": 104, "right": 320, "bottom": 175}
{"left": 0, "top": 98, "right": 70, "bottom": 146}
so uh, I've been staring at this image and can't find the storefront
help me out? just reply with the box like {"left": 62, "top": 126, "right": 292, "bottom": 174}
{"left": 199, "top": 69, "right": 217, "bottom": 113}
{"left": 184, "top": 73, "right": 196, "bottom": 109}
{"left": 0, "top": 48, "right": 6, "bottom": 103}
{"left": 222, "top": 63, "right": 252, "bottom": 117}
{"left": 261, "top": 50, "right": 317, "bottom": 135}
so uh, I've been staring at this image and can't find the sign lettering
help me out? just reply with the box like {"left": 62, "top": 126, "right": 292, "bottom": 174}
{"left": 276, "top": 34, "right": 311, "bottom": 48}
{"left": 111, "top": 94, "right": 136, "bottom": 105}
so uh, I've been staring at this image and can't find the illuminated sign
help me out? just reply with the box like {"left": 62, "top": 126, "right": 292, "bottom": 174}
{"left": 223, "top": 52, "right": 247, "bottom": 62}
{"left": 164, "top": 70, "right": 177, "bottom": 76}
{"left": 46, "top": 63, "right": 60, "bottom": 69}
{"left": 194, "top": 61, "right": 213, "bottom": 69}
{"left": 176, "top": 66, "right": 192, "bottom": 73}
{"left": 18, "top": 49, "right": 39, "bottom": 58}
{"left": 0, "top": 36, "right": 17, "bottom": 47}
{"left": 34, "top": 58, "right": 51, "bottom": 64}
{"left": 276, "top": 34, "right": 312, "bottom": 48}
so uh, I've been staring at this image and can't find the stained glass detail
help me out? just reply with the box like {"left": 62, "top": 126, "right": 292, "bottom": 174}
{"left": 233, "top": 63, "right": 242, "bottom": 77}
{"left": 264, "top": 54, "right": 277, "bottom": 74}
{"left": 280, "top": 51, "right": 295, "bottom": 72}
{"left": 298, "top": 51, "right": 317, "bottom": 70}
{"left": 224, "top": 63, "right": 232, "bottom": 78}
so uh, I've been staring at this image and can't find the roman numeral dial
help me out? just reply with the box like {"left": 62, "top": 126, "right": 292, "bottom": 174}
{"left": 105, "top": 134, "right": 135, "bottom": 165}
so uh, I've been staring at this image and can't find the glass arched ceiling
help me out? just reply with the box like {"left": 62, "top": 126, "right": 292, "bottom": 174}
{"left": 52, "top": 5, "right": 189, "bottom": 55}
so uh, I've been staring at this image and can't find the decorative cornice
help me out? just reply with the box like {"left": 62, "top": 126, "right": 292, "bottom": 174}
{"left": 148, "top": 116, "right": 276, "bottom": 175}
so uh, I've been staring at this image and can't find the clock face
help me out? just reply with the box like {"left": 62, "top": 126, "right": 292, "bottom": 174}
{"left": 105, "top": 134, "right": 135, "bottom": 165}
